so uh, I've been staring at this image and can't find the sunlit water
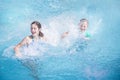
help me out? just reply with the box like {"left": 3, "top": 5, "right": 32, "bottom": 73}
{"left": 0, "top": 0, "right": 120, "bottom": 80}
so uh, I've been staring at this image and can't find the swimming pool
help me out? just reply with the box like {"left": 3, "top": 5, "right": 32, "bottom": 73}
{"left": 0, "top": 0, "right": 120, "bottom": 80}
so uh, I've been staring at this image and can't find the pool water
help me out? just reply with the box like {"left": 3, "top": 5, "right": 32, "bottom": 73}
{"left": 0, "top": 0, "right": 120, "bottom": 80}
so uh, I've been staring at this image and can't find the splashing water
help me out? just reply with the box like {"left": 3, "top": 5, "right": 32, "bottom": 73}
{"left": 0, "top": 0, "right": 120, "bottom": 80}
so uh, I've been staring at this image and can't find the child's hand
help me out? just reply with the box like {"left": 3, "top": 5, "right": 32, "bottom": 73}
{"left": 61, "top": 32, "right": 69, "bottom": 39}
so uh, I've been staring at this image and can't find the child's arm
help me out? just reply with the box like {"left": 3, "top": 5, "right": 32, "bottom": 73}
{"left": 61, "top": 31, "right": 69, "bottom": 39}
{"left": 14, "top": 37, "right": 28, "bottom": 58}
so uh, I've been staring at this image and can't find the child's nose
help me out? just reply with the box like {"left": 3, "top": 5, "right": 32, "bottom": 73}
{"left": 32, "top": 29, "right": 35, "bottom": 31}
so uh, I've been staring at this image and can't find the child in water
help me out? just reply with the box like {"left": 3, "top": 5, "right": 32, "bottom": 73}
{"left": 61, "top": 18, "right": 91, "bottom": 53}
{"left": 14, "top": 21, "right": 46, "bottom": 58}
{"left": 78, "top": 18, "right": 91, "bottom": 40}
{"left": 61, "top": 18, "right": 90, "bottom": 40}
{"left": 14, "top": 21, "right": 47, "bottom": 80}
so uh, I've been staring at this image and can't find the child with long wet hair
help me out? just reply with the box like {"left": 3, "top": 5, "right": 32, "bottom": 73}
{"left": 14, "top": 21, "right": 46, "bottom": 58}
{"left": 14, "top": 21, "right": 47, "bottom": 80}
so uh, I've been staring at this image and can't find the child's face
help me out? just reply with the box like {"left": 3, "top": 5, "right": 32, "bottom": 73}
{"left": 80, "top": 21, "right": 88, "bottom": 31}
{"left": 31, "top": 24, "right": 40, "bottom": 36}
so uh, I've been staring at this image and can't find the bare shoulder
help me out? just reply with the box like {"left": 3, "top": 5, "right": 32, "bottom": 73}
{"left": 27, "top": 35, "right": 33, "bottom": 40}
{"left": 20, "top": 35, "right": 32, "bottom": 44}
{"left": 21, "top": 36, "right": 30, "bottom": 44}
{"left": 23, "top": 36, "right": 31, "bottom": 41}
{"left": 25, "top": 35, "right": 33, "bottom": 44}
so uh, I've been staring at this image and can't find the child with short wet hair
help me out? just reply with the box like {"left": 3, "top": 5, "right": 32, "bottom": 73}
{"left": 61, "top": 18, "right": 90, "bottom": 40}
{"left": 61, "top": 18, "right": 91, "bottom": 53}
{"left": 79, "top": 18, "right": 90, "bottom": 40}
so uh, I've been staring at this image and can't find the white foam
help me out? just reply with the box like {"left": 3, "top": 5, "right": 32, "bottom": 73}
{"left": 2, "top": 46, "right": 15, "bottom": 58}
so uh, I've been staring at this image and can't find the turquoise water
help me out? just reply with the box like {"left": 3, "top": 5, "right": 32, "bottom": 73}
{"left": 0, "top": 0, "right": 120, "bottom": 80}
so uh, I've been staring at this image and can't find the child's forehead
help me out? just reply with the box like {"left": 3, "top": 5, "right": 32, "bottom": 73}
{"left": 31, "top": 24, "right": 38, "bottom": 28}
{"left": 80, "top": 21, "right": 88, "bottom": 25}
{"left": 80, "top": 20, "right": 88, "bottom": 23}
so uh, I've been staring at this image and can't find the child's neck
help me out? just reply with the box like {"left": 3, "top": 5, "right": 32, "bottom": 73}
{"left": 80, "top": 29, "right": 86, "bottom": 33}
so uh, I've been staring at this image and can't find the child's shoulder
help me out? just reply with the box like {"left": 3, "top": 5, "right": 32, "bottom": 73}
{"left": 24, "top": 35, "right": 33, "bottom": 44}
{"left": 23, "top": 35, "right": 33, "bottom": 42}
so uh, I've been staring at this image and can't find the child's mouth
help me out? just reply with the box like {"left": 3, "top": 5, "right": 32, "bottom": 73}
{"left": 32, "top": 32, "right": 36, "bottom": 34}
